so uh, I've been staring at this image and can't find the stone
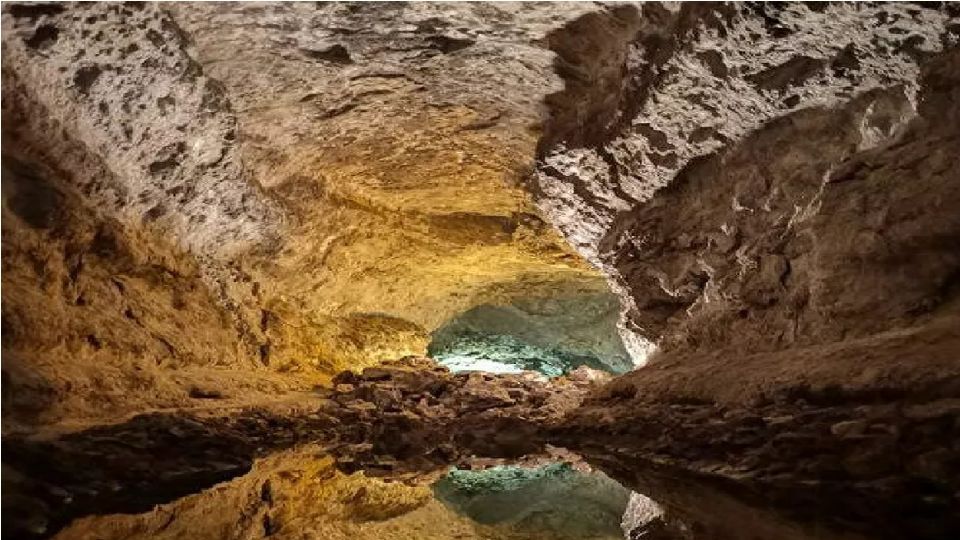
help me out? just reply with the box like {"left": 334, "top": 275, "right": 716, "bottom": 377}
{"left": 829, "top": 420, "right": 868, "bottom": 438}
{"left": 904, "top": 399, "right": 960, "bottom": 420}
{"left": 360, "top": 366, "right": 411, "bottom": 381}
{"left": 534, "top": 2, "right": 960, "bottom": 359}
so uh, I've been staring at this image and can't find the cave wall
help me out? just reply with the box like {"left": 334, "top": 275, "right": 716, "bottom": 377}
{"left": 1, "top": 2, "right": 625, "bottom": 427}
{"left": 530, "top": 6, "right": 960, "bottom": 537}
{"left": 2, "top": 3, "right": 959, "bottom": 538}
{"left": 428, "top": 283, "right": 634, "bottom": 375}
{"left": 1, "top": 2, "right": 282, "bottom": 259}
{"left": 0, "top": 147, "right": 275, "bottom": 425}
{"left": 534, "top": 2, "right": 960, "bottom": 355}
{"left": 4, "top": 1, "right": 957, "bottom": 429}
{"left": 0, "top": 3, "right": 320, "bottom": 426}
{"left": 163, "top": 1, "right": 607, "bottom": 337}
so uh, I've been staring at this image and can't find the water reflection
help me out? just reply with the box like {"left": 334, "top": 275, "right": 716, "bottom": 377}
{"left": 433, "top": 463, "right": 630, "bottom": 539}
{"left": 27, "top": 440, "right": 905, "bottom": 540}
{"left": 51, "top": 446, "right": 633, "bottom": 540}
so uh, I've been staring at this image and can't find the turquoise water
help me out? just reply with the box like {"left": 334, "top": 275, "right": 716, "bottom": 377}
{"left": 432, "top": 463, "right": 630, "bottom": 538}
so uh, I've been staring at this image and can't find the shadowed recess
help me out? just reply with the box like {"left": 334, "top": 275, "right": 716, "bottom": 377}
{"left": 428, "top": 291, "right": 635, "bottom": 376}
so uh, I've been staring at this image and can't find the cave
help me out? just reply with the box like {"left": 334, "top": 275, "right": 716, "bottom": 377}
{"left": 2, "top": 3, "right": 959, "bottom": 540}
{"left": 428, "top": 288, "right": 635, "bottom": 376}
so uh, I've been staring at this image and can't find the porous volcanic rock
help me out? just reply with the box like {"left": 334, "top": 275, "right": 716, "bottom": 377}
{"left": 164, "top": 1, "right": 613, "bottom": 370}
{"left": 534, "top": 2, "right": 960, "bottom": 354}
{"left": 3, "top": 3, "right": 960, "bottom": 539}
{"left": 428, "top": 287, "right": 634, "bottom": 375}
{"left": 530, "top": 4, "right": 960, "bottom": 538}
{"left": 1, "top": 2, "right": 619, "bottom": 426}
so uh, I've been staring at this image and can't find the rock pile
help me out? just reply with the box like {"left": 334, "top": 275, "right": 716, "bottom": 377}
{"left": 322, "top": 357, "right": 611, "bottom": 478}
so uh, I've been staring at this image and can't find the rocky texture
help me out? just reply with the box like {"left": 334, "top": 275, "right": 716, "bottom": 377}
{"left": 562, "top": 366, "right": 960, "bottom": 538}
{"left": 163, "top": 1, "right": 615, "bottom": 372}
{"left": 1, "top": 2, "right": 623, "bottom": 426}
{"left": 3, "top": 2, "right": 960, "bottom": 540}
{"left": 1, "top": 2, "right": 308, "bottom": 427}
{"left": 2, "top": 2, "right": 281, "bottom": 260}
{"left": 620, "top": 493, "right": 672, "bottom": 540}
{"left": 534, "top": 2, "right": 960, "bottom": 354}
{"left": 280, "top": 350, "right": 960, "bottom": 540}
{"left": 320, "top": 350, "right": 960, "bottom": 539}
{"left": 0, "top": 98, "right": 306, "bottom": 427}
{"left": 324, "top": 357, "right": 611, "bottom": 477}
{"left": 526, "top": 7, "right": 960, "bottom": 536}
{"left": 428, "top": 287, "right": 634, "bottom": 376}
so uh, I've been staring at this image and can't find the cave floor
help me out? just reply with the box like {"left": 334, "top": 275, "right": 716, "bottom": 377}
{"left": 6, "top": 348, "right": 960, "bottom": 540}
{"left": 0, "top": 405, "right": 866, "bottom": 540}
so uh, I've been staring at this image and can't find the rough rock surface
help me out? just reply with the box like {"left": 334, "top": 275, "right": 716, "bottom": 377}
{"left": 428, "top": 287, "right": 634, "bottom": 375}
{"left": 1, "top": 80, "right": 304, "bottom": 425}
{"left": 163, "top": 1, "right": 611, "bottom": 370}
{"left": 3, "top": 2, "right": 960, "bottom": 540}
{"left": 534, "top": 2, "right": 960, "bottom": 353}
{"left": 324, "top": 357, "right": 612, "bottom": 477}
{"left": 2, "top": 2, "right": 281, "bottom": 260}
{"left": 525, "top": 7, "right": 960, "bottom": 536}
{"left": 2, "top": 2, "right": 299, "bottom": 426}
{"left": 1, "top": 1, "right": 618, "bottom": 426}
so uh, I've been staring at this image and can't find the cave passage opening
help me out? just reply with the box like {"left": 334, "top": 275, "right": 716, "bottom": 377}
{"left": 426, "top": 289, "right": 636, "bottom": 377}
